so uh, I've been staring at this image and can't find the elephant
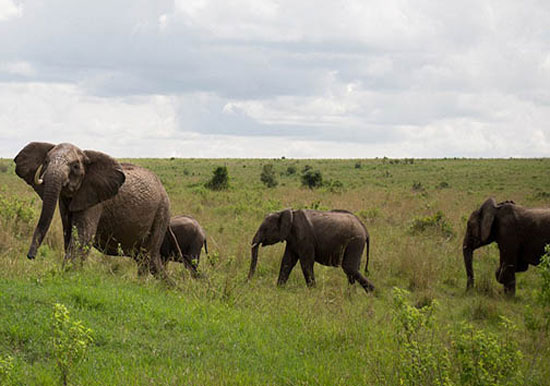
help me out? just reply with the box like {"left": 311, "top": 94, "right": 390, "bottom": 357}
{"left": 463, "top": 197, "right": 550, "bottom": 295}
{"left": 160, "top": 215, "right": 207, "bottom": 276}
{"left": 14, "top": 142, "right": 171, "bottom": 275}
{"left": 249, "top": 208, "right": 375, "bottom": 293}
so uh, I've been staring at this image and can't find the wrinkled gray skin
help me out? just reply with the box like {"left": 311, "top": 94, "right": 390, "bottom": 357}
{"left": 249, "top": 209, "right": 374, "bottom": 293}
{"left": 160, "top": 215, "right": 207, "bottom": 277}
{"left": 463, "top": 197, "right": 550, "bottom": 296}
{"left": 14, "top": 142, "right": 170, "bottom": 275}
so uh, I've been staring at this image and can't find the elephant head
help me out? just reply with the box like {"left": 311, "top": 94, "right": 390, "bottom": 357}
{"left": 248, "top": 209, "right": 294, "bottom": 279}
{"left": 462, "top": 197, "right": 498, "bottom": 290}
{"left": 14, "top": 142, "right": 125, "bottom": 259}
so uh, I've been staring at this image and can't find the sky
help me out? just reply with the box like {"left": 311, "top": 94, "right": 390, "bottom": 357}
{"left": 1, "top": 0, "right": 550, "bottom": 158}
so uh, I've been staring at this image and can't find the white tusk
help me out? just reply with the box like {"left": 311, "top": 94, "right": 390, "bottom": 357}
{"left": 251, "top": 242, "right": 259, "bottom": 248}
{"left": 34, "top": 164, "right": 44, "bottom": 185}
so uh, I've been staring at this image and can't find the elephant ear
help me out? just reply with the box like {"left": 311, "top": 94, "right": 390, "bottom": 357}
{"left": 14, "top": 142, "right": 55, "bottom": 198}
{"left": 279, "top": 209, "right": 294, "bottom": 240}
{"left": 480, "top": 197, "right": 497, "bottom": 242}
{"left": 69, "top": 150, "right": 125, "bottom": 212}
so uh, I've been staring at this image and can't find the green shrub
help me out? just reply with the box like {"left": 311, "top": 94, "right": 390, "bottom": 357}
{"left": 52, "top": 303, "right": 93, "bottom": 386}
{"left": 412, "top": 181, "right": 425, "bottom": 191}
{"left": 286, "top": 165, "right": 297, "bottom": 175}
{"left": 392, "top": 288, "right": 451, "bottom": 386}
{"left": 0, "top": 354, "right": 14, "bottom": 385}
{"left": 301, "top": 169, "right": 323, "bottom": 189}
{"left": 452, "top": 318, "right": 523, "bottom": 386}
{"left": 205, "top": 166, "right": 229, "bottom": 190}
{"left": 409, "top": 211, "right": 455, "bottom": 238}
{"left": 354, "top": 162, "right": 362, "bottom": 169}
{"left": 260, "top": 164, "right": 278, "bottom": 188}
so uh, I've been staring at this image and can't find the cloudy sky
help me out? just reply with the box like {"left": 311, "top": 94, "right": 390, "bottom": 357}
{"left": 1, "top": 0, "right": 549, "bottom": 158}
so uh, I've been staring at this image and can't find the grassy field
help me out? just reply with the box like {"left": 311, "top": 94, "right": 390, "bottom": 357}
{"left": 1, "top": 157, "right": 550, "bottom": 385}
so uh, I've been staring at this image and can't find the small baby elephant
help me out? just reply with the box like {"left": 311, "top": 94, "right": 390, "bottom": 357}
{"left": 249, "top": 208, "right": 374, "bottom": 293}
{"left": 161, "top": 215, "right": 207, "bottom": 277}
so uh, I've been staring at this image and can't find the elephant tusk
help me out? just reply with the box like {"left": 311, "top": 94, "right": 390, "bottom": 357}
{"left": 34, "top": 164, "right": 44, "bottom": 185}
{"left": 251, "top": 242, "right": 259, "bottom": 248}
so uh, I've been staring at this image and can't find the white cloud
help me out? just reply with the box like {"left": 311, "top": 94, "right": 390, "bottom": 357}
{"left": 0, "top": 0, "right": 22, "bottom": 21}
{"left": 0, "top": 60, "right": 35, "bottom": 76}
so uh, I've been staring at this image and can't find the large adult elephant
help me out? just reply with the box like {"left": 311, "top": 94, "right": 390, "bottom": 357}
{"left": 160, "top": 215, "right": 207, "bottom": 277}
{"left": 14, "top": 142, "right": 170, "bottom": 275}
{"left": 463, "top": 197, "right": 550, "bottom": 295}
{"left": 249, "top": 209, "right": 375, "bottom": 293}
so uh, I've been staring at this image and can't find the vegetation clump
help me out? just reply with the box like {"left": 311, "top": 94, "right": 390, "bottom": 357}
{"left": 205, "top": 166, "right": 229, "bottom": 190}
{"left": 286, "top": 165, "right": 297, "bottom": 175}
{"left": 409, "top": 211, "right": 455, "bottom": 238}
{"left": 52, "top": 303, "right": 93, "bottom": 386}
{"left": 301, "top": 169, "right": 323, "bottom": 189}
{"left": 392, "top": 288, "right": 451, "bottom": 385}
{"left": 260, "top": 164, "right": 278, "bottom": 188}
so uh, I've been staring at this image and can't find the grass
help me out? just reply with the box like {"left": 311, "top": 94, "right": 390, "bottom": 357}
{"left": 1, "top": 157, "right": 550, "bottom": 384}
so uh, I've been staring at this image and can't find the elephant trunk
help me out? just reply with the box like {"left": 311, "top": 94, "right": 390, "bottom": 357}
{"left": 248, "top": 231, "right": 261, "bottom": 279}
{"left": 27, "top": 167, "right": 64, "bottom": 259}
{"left": 463, "top": 246, "right": 474, "bottom": 290}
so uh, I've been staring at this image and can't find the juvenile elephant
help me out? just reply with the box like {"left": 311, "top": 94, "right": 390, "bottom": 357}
{"left": 249, "top": 209, "right": 375, "bottom": 293}
{"left": 463, "top": 197, "right": 550, "bottom": 295}
{"left": 161, "top": 215, "right": 207, "bottom": 276}
{"left": 14, "top": 142, "right": 170, "bottom": 275}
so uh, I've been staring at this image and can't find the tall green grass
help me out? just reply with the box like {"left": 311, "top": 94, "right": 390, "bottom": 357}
{"left": 1, "top": 157, "right": 550, "bottom": 384}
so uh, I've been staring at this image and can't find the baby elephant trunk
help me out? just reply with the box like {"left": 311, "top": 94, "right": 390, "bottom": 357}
{"left": 463, "top": 247, "right": 474, "bottom": 290}
{"left": 248, "top": 232, "right": 261, "bottom": 279}
{"left": 249, "top": 244, "right": 260, "bottom": 280}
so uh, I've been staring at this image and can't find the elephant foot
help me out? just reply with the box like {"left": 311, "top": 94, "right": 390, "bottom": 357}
{"left": 503, "top": 283, "right": 516, "bottom": 297}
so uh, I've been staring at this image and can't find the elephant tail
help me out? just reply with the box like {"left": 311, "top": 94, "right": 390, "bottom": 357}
{"left": 364, "top": 236, "right": 370, "bottom": 275}
{"left": 204, "top": 239, "right": 208, "bottom": 255}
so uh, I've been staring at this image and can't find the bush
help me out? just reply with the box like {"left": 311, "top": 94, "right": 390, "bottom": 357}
{"left": 260, "top": 164, "right": 278, "bottom": 188}
{"left": 392, "top": 288, "right": 451, "bottom": 386}
{"left": 354, "top": 162, "right": 362, "bottom": 169}
{"left": 409, "top": 211, "right": 455, "bottom": 238}
{"left": 301, "top": 169, "right": 323, "bottom": 189}
{"left": 412, "top": 181, "right": 425, "bottom": 192}
{"left": 286, "top": 165, "right": 297, "bottom": 175}
{"left": 52, "top": 303, "right": 93, "bottom": 386}
{"left": 453, "top": 318, "right": 523, "bottom": 386}
{"left": 205, "top": 166, "right": 229, "bottom": 190}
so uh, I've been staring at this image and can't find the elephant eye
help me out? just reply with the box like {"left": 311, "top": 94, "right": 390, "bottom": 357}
{"left": 71, "top": 162, "right": 80, "bottom": 171}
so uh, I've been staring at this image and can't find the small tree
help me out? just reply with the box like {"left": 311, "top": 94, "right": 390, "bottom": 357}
{"left": 52, "top": 303, "right": 93, "bottom": 386}
{"left": 205, "top": 166, "right": 229, "bottom": 190}
{"left": 260, "top": 164, "right": 278, "bottom": 188}
{"left": 301, "top": 169, "right": 323, "bottom": 189}
{"left": 286, "top": 165, "right": 297, "bottom": 175}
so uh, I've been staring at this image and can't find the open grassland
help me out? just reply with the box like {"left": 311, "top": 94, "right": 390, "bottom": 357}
{"left": 1, "top": 157, "right": 550, "bottom": 384}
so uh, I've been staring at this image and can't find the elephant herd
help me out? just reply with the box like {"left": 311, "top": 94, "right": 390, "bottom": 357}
{"left": 13, "top": 142, "right": 550, "bottom": 296}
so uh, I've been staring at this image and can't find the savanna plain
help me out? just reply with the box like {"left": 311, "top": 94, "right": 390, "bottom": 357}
{"left": 1, "top": 157, "right": 550, "bottom": 385}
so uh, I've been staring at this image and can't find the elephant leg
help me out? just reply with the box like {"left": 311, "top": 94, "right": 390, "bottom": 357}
{"left": 299, "top": 258, "right": 316, "bottom": 287}
{"left": 277, "top": 245, "right": 299, "bottom": 286}
{"left": 297, "top": 247, "right": 316, "bottom": 287}
{"left": 342, "top": 241, "right": 375, "bottom": 293}
{"left": 64, "top": 206, "right": 102, "bottom": 267}
{"left": 143, "top": 204, "right": 170, "bottom": 278}
{"left": 58, "top": 199, "right": 72, "bottom": 254}
{"left": 496, "top": 246, "right": 518, "bottom": 296}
